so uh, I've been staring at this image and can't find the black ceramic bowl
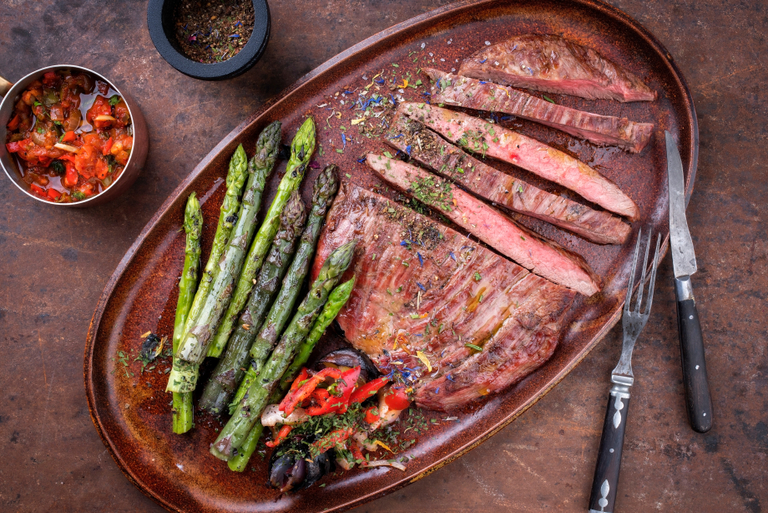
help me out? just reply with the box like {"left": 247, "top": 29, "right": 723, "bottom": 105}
{"left": 147, "top": 0, "right": 270, "bottom": 81}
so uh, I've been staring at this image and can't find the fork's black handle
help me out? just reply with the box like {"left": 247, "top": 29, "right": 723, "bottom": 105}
{"left": 589, "top": 386, "right": 630, "bottom": 513}
{"left": 675, "top": 276, "right": 713, "bottom": 433}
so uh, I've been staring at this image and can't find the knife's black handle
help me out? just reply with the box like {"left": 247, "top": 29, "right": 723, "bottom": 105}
{"left": 676, "top": 294, "right": 713, "bottom": 433}
{"left": 589, "top": 387, "right": 630, "bottom": 513}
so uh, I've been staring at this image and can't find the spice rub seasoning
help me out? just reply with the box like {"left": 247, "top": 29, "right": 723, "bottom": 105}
{"left": 173, "top": 0, "right": 255, "bottom": 64}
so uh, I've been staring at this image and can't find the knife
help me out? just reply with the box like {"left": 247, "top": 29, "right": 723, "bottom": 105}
{"left": 665, "top": 130, "right": 713, "bottom": 433}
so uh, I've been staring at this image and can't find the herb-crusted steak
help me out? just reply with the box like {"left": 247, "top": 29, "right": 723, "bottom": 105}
{"left": 460, "top": 34, "right": 656, "bottom": 103}
{"left": 386, "top": 113, "right": 631, "bottom": 245}
{"left": 400, "top": 102, "right": 640, "bottom": 220}
{"left": 424, "top": 68, "right": 653, "bottom": 153}
{"left": 312, "top": 183, "right": 577, "bottom": 411}
{"left": 366, "top": 154, "right": 601, "bottom": 296}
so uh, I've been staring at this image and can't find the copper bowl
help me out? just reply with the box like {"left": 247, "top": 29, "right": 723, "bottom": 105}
{"left": 0, "top": 65, "right": 148, "bottom": 208}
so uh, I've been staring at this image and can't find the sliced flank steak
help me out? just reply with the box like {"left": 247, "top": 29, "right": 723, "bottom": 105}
{"left": 399, "top": 102, "right": 639, "bottom": 221}
{"left": 385, "top": 113, "right": 631, "bottom": 245}
{"left": 424, "top": 68, "right": 653, "bottom": 153}
{"left": 366, "top": 153, "right": 601, "bottom": 297}
{"left": 312, "top": 182, "right": 577, "bottom": 410}
{"left": 460, "top": 34, "right": 656, "bottom": 103}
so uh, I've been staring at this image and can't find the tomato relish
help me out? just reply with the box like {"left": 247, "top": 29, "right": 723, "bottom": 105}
{"left": 5, "top": 69, "right": 132, "bottom": 203}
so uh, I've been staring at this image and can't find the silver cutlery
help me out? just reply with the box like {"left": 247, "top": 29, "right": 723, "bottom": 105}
{"left": 665, "top": 130, "right": 713, "bottom": 433}
{"left": 588, "top": 231, "right": 661, "bottom": 513}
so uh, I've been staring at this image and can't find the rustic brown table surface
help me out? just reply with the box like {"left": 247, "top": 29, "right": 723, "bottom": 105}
{"left": 1, "top": 0, "right": 765, "bottom": 512}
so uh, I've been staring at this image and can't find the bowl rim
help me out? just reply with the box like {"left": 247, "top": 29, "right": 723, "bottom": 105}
{"left": 0, "top": 64, "right": 143, "bottom": 207}
{"left": 146, "top": 0, "right": 270, "bottom": 81}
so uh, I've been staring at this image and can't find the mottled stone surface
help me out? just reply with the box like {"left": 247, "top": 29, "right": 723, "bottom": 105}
{"left": 0, "top": 0, "right": 765, "bottom": 512}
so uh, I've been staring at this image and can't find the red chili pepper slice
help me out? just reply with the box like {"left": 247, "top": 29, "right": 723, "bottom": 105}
{"left": 63, "top": 162, "right": 78, "bottom": 188}
{"left": 349, "top": 376, "right": 389, "bottom": 405}
{"left": 62, "top": 131, "right": 77, "bottom": 143}
{"left": 312, "top": 427, "right": 354, "bottom": 454}
{"left": 102, "top": 136, "right": 114, "bottom": 155}
{"left": 47, "top": 188, "right": 61, "bottom": 201}
{"left": 383, "top": 387, "right": 411, "bottom": 410}
{"left": 305, "top": 388, "right": 333, "bottom": 416}
{"left": 304, "top": 367, "right": 360, "bottom": 416}
{"left": 29, "top": 183, "right": 46, "bottom": 197}
{"left": 6, "top": 140, "right": 25, "bottom": 153}
{"left": 364, "top": 405, "right": 380, "bottom": 424}
{"left": 279, "top": 367, "right": 342, "bottom": 416}
{"left": 265, "top": 425, "right": 292, "bottom": 448}
{"left": 330, "top": 367, "right": 360, "bottom": 414}
{"left": 6, "top": 114, "right": 20, "bottom": 131}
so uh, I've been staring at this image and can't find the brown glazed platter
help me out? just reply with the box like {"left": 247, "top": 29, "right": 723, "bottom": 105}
{"left": 84, "top": 0, "right": 698, "bottom": 511}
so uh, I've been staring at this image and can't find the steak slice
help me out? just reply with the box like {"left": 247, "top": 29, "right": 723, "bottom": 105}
{"left": 312, "top": 183, "right": 577, "bottom": 411}
{"left": 400, "top": 102, "right": 640, "bottom": 220}
{"left": 366, "top": 153, "right": 601, "bottom": 296}
{"left": 423, "top": 68, "right": 653, "bottom": 153}
{"left": 460, "top": 34, "right": 656, "bottom": 102}
{"left": 385, "top": 113, "right": 630, "bottom": 245}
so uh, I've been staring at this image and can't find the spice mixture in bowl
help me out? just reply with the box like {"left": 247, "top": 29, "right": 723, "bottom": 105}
{"left": 173, "top": 0, "right": 256, "bottom": 64}
{"left": 147, "top": 0, "right": 270, "bottom": 80}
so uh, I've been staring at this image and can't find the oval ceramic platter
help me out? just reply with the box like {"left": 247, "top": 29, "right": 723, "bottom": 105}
{"left": 84, "top": 0, "right": 697, "bottom": 511}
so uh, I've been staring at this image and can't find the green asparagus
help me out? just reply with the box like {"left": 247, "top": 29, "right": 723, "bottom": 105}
{"left": 208, "top": 117, "right": 316, "bottom": 358}
{"left": 210, "top": 240, "right": 356, "bottom": 460}
{"left": 171, "top": 193, "right": 203, "bottom": 434}
{"left": 199, "top": 191, "right": 306, "bottom": 414}
{"left": 229, "top": 165, "right": 339, "bottom": 411}
{"left": 168, "top": 124, "right": 280, "bottom": 393}
{"left": 165, "top": 145, "right": 249, "bottom": 393}
{"left": 227, "top": 276, "right": 355, "bottom": 470}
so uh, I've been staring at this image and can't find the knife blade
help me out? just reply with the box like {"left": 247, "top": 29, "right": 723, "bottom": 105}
{"left": 665, "top": 130, "right": 713, "bottom": 433}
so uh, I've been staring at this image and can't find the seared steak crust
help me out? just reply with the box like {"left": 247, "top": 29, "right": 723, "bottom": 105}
{"left": 460, "top": 34, "right": 656, "bottom": 102}
{"left": 366, "top": 153, "right": 601, "bottom": 296}
{"left": 386, "top": 113, "right": 630, "bottom": 245}
{"left": 400, "top": 102, "right": 640, "bottom": 221}
{"left": 312, "top": 183, "right": 577, "bottom": 411}
{"left": 424, "top": 68, "right": 653, "bottom": 153}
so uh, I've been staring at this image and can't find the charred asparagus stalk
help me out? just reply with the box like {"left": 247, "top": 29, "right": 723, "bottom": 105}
{"left": 227, "top": 276, "right": 355, "bottom": 471}
{"left": 208, "top": 117, "right": 316, "bottom": 358}
{"left": 229, "top": 165, "right": 339, "bottom": 411}
{"left": 171, "top": 193, "right": 203, "bottom": 434}
{"left": 167, "top": 125, "right": 280, "bottom": 393}
{"left": 165, "top": 145, "right": 248, "bottom": 394}
{"left": 199, "top": 192, "right": 306, "bottom": 414}
{"left": 210, "top": 240, "right": 356, "bottom": 461}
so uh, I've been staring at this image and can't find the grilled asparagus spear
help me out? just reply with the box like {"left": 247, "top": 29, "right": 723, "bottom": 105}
{"left": 210, "top": 240, "right": 356, "bottom": 460}
{"left": 167, "top": 124, "right": 280, "bottom": 393}
{"left": 227, "top": 276, "right": 355, "bottom": 471}
{"left": 199, "top": 192, "right": 306, "bottom": 414}
{"left": 171, "top": 193, "right": 203, "bottom": 434}
{"left": 165, "top": 145, "right": 248, "bottom": 393}
{"left": 230, "top": 165, "right": 339, "bottom": 411}
{"left": 208, "top": 117, "right": 316, "bottom": 358}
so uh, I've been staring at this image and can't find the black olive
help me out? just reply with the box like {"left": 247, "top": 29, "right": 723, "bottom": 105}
{"left": 269, "top": 453, "right": 307, "bottom": 493}
{"left": 316, "top": 347, "right": 379, "bottom": 382}
{"left": 298, "top": 451, "right": 334, "bottom": 489}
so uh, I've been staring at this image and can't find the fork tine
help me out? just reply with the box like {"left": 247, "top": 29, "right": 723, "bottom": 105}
{"left": 625, "top": 229, "right": 642, "bottom": 313}
{"left": 635, "top": 232, "right": 652, "bottom": 312}
{"left": 643, "top": 233, "right": 662, "bottom": 316}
